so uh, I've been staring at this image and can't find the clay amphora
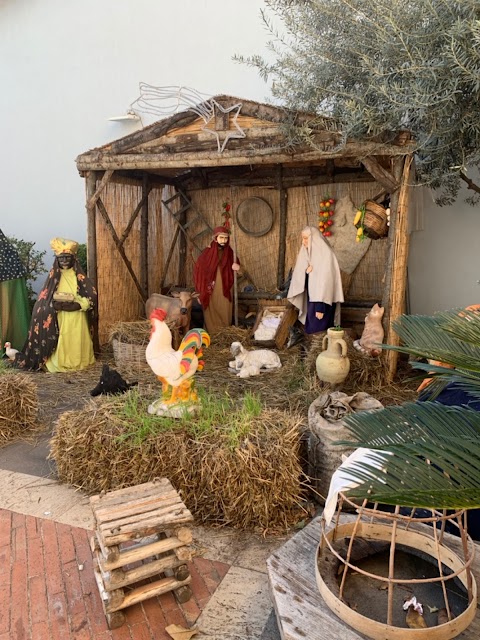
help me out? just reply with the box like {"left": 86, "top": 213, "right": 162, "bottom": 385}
{"left": 316, "top": 328, "right": 350, "bottom": 384}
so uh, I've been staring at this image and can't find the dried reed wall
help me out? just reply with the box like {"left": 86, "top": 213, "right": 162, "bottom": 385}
{"left": 94, "top": 177, "right": 390, "bottom": 344}
{"left": 180, "top": 182, "right": 388, "bottom": 299}
{"left": 95, "top": 177, "right": 165, "bottom": 344}
{"left": 186, "top": 187, "right": 279, "bottom": 289}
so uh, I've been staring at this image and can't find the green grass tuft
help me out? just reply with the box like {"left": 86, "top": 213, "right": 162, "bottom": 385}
{"left": 115, "top": 387, "right": 264, "bottom": 449}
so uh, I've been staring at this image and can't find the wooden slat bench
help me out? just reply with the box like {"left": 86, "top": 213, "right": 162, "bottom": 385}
{"left": 89, "top": 478, "right": 194, "bottom": 629}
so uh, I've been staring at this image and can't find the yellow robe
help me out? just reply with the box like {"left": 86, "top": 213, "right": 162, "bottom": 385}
{"left": 45, "top": 268, "right": 95, "bottom": 372}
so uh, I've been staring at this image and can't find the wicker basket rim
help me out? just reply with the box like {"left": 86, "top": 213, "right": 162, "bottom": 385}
{"left": 364, "top": 200, "right": 387, "bottom": 216}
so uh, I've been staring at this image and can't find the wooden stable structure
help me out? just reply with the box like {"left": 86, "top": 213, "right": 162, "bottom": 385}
{"left": 89, "top": 478, "right": 194, "bottom": 629}
{"left": 75, "top": 95, "right": 415, "bottom": 379}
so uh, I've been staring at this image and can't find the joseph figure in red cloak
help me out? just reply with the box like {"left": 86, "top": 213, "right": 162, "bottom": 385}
{"left": 193, "top": 226, "right": 240, "bottom": 334}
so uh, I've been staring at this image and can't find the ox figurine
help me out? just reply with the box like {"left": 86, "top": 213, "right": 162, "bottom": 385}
{"left": 90, "top": 364, "right": 138, "bottom": 396}
{"left": 145, "top": 291, "right": 200, "bottom": 337}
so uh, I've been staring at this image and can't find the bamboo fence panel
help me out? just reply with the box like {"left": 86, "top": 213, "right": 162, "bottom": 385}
{"left": 174, "top": 182, "right": 389, "bottom": 298}
{"left": 347, "top": 238, "right": 388, "bottom": 301}
{"left": 96, "top": 176, "right": 400, "bottom": 346}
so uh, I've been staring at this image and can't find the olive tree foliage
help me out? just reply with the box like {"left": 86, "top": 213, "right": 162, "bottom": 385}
{"left": 237, "top": 0, "right": 480, "bottom": 204}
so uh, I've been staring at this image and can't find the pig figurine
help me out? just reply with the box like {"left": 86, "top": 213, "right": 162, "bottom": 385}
{"left": 353, "top": 303, "right": 385, "bottom": 357}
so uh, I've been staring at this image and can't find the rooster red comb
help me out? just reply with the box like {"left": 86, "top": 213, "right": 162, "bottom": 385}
{"left": 150, "top": 308, "right": 168, "bottom": 322}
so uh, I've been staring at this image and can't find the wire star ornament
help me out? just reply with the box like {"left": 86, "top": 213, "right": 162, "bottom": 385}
{"left": 129, "top": 85, "right": 246, "bottom": 153}
{"left": 201, "top": 100, "right": 246, "bottom": 153}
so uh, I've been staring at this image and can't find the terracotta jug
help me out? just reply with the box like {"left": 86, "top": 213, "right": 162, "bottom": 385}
{"left": 316, "top": 328, "right": 350, "bottom": 384}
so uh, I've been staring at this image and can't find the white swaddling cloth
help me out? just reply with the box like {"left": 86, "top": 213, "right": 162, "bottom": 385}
{"left": 323, "top": 447, "right": 392, "bottom": 525}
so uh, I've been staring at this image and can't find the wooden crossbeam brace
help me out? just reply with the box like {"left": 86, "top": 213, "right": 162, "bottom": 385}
{"left": 361, "top": 157, "right": 399, "bottom": 193}
{"left": 119, "top": 186, "right": 152, "bottom": 248}
{"left": 87, "top": 170, "right": 114, "bottom": 209}
{"left": 96, "top": 197, "right": 147, "bottom": 303}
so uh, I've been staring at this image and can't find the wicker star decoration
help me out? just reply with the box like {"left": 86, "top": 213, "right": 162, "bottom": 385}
{"left": 201, "top": 100, "right": 246, "bottom": 153}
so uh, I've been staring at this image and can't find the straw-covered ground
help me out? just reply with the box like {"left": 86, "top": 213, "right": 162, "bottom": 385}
{"left": 2, "top": 325, "right": 418, "bottom": 532}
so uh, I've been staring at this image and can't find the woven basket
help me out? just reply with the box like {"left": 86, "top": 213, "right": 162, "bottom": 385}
{"left": 112, "top": 338, "right": 150, "bottom": 375}
{"left": 111, "top": 321, "right": 181, "bottom": 376}
{"left": 363, "top": 200, "right": 388, "bottom": 239}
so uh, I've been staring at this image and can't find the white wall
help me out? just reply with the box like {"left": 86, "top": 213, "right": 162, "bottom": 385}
{"left": 408, "top": 179, "right": 480, "bottom": 314}
{"left": 0, "top": 0, "right": 271, "bottom": 265}
{"left": 3, "top": 0, "right": 478, "bottom": 313}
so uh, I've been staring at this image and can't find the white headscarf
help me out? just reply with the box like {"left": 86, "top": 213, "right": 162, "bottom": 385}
{"left": 287, "top": 226, "right": 344, "bottom": 324}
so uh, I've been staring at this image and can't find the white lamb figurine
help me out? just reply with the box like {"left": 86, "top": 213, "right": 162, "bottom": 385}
{"left": 229, "top": 342, "right": 282, "bottom": 378}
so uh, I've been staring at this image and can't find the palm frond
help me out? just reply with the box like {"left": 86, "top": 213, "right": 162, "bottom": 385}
{"left": 437, "top": 309, "right": 480, "bottom": 347}
{"left": 339, "top": 402, "right": 480, "bottom": 509}
{"left": 417, "top": 369, "right": 480, "bottom": 401}
{"left": 391, "top": 312, "right": 480, "bottom": 369}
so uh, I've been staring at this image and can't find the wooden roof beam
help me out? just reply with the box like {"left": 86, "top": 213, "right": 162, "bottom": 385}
{"left": 361, "top": 157, "right": 399, "bottom": 192}
{"left": 177, "top": 166, "right": 375, "bottom": 191}
{"left": 76, "top": 143, "right": 415, "bottom": 172}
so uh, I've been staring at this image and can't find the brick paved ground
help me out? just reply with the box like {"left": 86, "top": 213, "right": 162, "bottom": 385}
{"left": 0, "top": 509, "right": 230, "bottom": 640}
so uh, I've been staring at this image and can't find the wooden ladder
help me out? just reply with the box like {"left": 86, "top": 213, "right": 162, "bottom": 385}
{"left": 162, "top": 188, "right": 213, "bottom": 251}
{"left": 161, "top": 188, "right": 214, "bottom": 287}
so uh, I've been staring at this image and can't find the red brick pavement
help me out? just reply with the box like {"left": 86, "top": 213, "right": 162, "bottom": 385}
{"left": 0, "top": 509, "right": 230, "bottom": 640}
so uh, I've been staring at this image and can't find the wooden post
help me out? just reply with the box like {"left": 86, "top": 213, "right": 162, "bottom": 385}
{"left": 383, "top": 155, "right": 413, "bottom": 382}
{"left": 177, "top": 188, "right": 187, "bottom": 287}
{"left": 85, "top": 170, "right": 100, "bottom": 353}
{"left": 230, "top": 186, "right": 238, "bottom": 327}
{"left": 140, "top": 174, "right": 149, "bottom": 295}
{"left": 276, "top": 165, "right": 288, "bottom": 288}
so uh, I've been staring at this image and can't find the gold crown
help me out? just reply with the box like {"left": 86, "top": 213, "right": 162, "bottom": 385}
{"left": 50, "top": 237, "right": 79, "bottom": 256}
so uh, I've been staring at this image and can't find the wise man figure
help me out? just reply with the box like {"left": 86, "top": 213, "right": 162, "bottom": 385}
{"left": 16, "top": 237, "right": 97, "bottom": 372}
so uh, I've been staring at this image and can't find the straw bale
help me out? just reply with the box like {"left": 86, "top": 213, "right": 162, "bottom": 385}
{"left": 50, "top": 393, "right": 306, "bottom": 532}
{"left": 0, "top": 371, "right": 40, "bottom": 445}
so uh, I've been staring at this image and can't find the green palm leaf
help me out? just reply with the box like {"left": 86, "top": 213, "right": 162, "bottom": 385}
{"left": 340, "top": 402, "right": 480, "bottom": 509}
{"left": 390, "top": 311, "right": 480, "bottom": 370}
{"left": 389, "top": 310, "right": 480, "bottom": 398}
{"left": 437, "top": 309, "right": 480, "bottom": 347}
{"left": 335, "top": 308, "right": 480, "bottom": 509}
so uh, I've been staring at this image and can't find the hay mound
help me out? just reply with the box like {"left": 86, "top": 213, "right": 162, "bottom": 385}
{"left": 304, "top": 333, "right": 417, "bottom": 405}
{"left": 108, "top": 320, "right": 151, "bottom": 345}
{"left": 0, "top": 372, "right": 39, "bottom": 445}
{"left": 50, "top": 394, "right": 305, "bottom": 532}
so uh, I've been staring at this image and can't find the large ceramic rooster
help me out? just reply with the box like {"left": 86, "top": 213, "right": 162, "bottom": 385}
{"left": 146, "top": 308, "right": 210, "bottom": 411}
